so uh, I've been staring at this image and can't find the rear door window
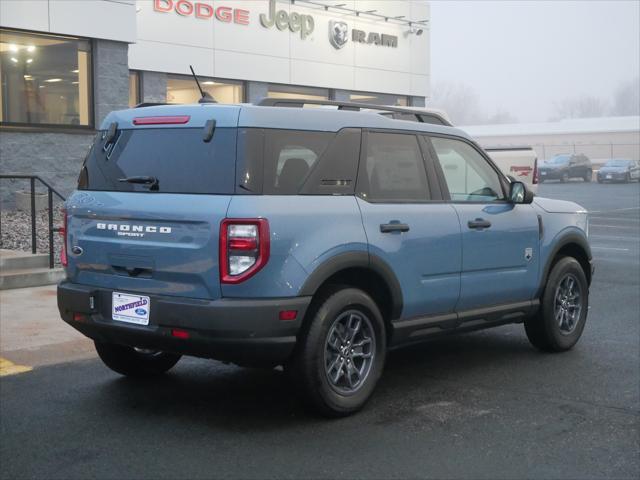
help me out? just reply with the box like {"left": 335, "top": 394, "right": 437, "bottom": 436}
{"left": 79, "top": 127, "right": 236, "bottom": 194}
{"left": 262, "top": 130, "right": 333, "bottom": 194}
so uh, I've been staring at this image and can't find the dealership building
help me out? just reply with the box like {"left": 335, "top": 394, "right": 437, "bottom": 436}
{"left": 0, "top": 0, "right": 430, "bottom": 198}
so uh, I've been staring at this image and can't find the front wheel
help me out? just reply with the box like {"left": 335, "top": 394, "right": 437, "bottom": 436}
{"left": 524, "top": 256, "right": 589, "bottom": 352}
{"left": 95, "top": 341, "right": 181, "bottom": 377}
{"left": 625, "top": 173, "right": 631, "bottom": 183}
{"left": 584, "top": 170, "right": 592, "bottom": 182}
{"left": 560, "top": 172, "right": 569, "bottom": 183}
{"left": 288, "top": 287, "right": 386, "bottom": 417}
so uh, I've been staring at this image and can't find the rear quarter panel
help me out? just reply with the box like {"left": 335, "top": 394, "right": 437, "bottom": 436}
{"left": 222, "top": 196, "right": 367, "bottom": 298}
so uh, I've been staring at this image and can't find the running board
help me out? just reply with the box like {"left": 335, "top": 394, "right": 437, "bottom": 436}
{"left": 390, "top": 300, "right": 539, "bottom": 346}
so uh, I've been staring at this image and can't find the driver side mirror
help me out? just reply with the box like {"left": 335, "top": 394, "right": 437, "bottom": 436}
{"left": 509, "top": 181, "right": 534, "bottom": 204}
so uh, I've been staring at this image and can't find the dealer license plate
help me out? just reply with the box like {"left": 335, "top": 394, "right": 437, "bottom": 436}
{"left": 112, "top": 292, "right": 150, "bottom": 325}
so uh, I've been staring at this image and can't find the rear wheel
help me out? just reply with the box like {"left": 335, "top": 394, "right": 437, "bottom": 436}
{"left": 525, "top": 256, "right": 588, "bottom": 352}
{"left": 95, "top": 341, "right": 181, "bottom": 376}
{"left": 288, "top": 287, "right": 386, "bottom": 417}
{"left": 625, "top": 173, "right": 631, "bottom": 183}
{"left": 560, "top": 172, "right": 569, "bottom": 183}
{"left": 584, "top": 170, "right": 592, "bottom": 182}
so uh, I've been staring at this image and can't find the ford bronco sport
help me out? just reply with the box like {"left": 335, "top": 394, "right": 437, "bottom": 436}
{"left": 58, "top": 100, "right": 593, "bottom": 416}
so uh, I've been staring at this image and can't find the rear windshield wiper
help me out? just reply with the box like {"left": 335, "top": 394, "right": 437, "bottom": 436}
{"left": 118, "top": 176, "right": 159, "bottom": 191}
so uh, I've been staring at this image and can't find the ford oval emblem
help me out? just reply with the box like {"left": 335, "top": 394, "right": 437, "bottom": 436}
{"left": 135, "top": 308, "right": 147, "bottom": 316}
{"left": 71, "top": 246, "right": 83, "bottom": 256}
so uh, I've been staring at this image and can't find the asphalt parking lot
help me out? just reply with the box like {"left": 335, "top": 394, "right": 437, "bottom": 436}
{"left": 1, "top": 180, "right": 638, "bottom": 480}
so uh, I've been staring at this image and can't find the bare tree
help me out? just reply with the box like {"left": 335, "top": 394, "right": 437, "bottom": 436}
{"left": 429, "top": 81, "right": 483, "bottom": 125}
{"left": 611, "top": 77, "right": 640, "bottom": 116}
{"left": 486, "top": 110, "right": 518, "bottom": 125}
{"left": 551, "top": 95, "right": 608, "bottom": 120}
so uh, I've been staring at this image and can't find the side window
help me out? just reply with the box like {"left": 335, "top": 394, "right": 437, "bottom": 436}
{"left": 358, "top": 132, "right": 430, "bottom": 202}
{"left": 430, "top": 137, "right": 505, "bottom": 202}
{"left": 263, "top": 130, "right": 333, "bottom": 194}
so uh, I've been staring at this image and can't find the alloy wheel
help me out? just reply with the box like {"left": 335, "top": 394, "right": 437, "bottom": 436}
{"left": 554, "top": 273, "right": 583, "bottom": 335}
{"left": 324, "top": 310, "right": 376, "bottom": 395}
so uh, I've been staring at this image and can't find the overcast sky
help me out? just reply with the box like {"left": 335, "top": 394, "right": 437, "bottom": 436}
{"left": 430, "top": 0, "right": 640, "bottom": 123}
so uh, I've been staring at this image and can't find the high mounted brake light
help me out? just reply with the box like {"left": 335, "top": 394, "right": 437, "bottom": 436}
{"left": 133, "top": 116, "right": 190, "bottom": 126}
{"left": 220, "top": 219, "right": 270, "bottom": 284}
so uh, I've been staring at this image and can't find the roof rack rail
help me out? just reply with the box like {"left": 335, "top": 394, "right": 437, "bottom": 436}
{"left": 256, "top": 98, "right": 452, "bottom": 127}
{"left": 134, "top": 102, "right": 171, "bottom": 108}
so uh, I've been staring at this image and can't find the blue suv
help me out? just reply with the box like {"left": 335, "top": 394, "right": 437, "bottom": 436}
{"left": 58, "top": 100, "right": 593, "bottom": 416}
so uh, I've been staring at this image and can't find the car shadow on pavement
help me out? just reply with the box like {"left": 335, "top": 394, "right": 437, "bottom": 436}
{"left": 84, "top": 327, "right": 547, "bottom": 428}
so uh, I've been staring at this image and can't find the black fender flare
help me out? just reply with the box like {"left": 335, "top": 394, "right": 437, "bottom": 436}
{"left": 537, "top": 232, "right": 593, "bottom": 297}
{"left": 299, "top": 251, "right": 404, "bottom": 320}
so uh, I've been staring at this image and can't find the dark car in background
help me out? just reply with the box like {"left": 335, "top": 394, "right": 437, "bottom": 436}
{"left": 539, "top": 154, "right": 592, "bottom": 183}
{"left": 597, "top": 159, "right": 640, "bottom": 183}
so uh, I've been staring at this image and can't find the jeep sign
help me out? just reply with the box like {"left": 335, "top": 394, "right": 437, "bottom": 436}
{"left": 260, "top": 0, "right": 314, "bottom": 39}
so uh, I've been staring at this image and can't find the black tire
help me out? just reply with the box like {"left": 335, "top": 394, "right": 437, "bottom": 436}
{"left": 288, "top": 287, "right": 386, "bottom": 417}
{"left": 524, "top": 256, "right": 589, "bottom": 352}
{"left": 560, "top": 172, "right": 569, "bottom": 183}
{"left": 597, "top": 178, "right": 603, "bottom": 183}
{"left": 584, "top": 170, "right": 592, "bottom": 182}
{"left": 95, "top": 341, "right": 181, "bottom": 377}
{"left": 625, "top": 173, "right": 631, "bottom": 183}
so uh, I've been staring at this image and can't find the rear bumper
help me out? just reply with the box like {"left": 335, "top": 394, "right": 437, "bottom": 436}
{"left": 57, "top": 281, "right": 311, "bottom": 366}
{"left": 538, "top": 170, "right": 563, "bottom": 180}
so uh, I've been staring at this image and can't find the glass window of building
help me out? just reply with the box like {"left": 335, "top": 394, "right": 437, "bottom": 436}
{"left": 166, "top": 75, "right": 244, "bottom": 104}
{"left": 129, "top": 71, "right": 140, "bottom": 107}
{"left": 268, "top": 84, "right": 329, "bottom": 101}
{"left": 350, "top": 91, "right": 408, "bottom": 106}
{"left": 0, "top": 29, "right": 92, "bottom": 127}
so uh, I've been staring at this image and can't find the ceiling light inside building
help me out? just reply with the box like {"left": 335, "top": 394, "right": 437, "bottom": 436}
{"left": 45, "top": 78, "right": 63, "bottom": 83}
{"left": 9, "top": 44, "right": 19, "bottom": 52}
{"left": 26, "top": 58, "right": 33, "bottom": 63}
{"left": 10, "top": 57, "right": 18, "bottom": 63}
{"left": 27, "top": 45, "right": 36, "bottom": 52}
{"left": 202, "top": 81, "right": 215, "bottom": 85}
{"left": 71, "top": 69, "right": 79, "bottom": 73}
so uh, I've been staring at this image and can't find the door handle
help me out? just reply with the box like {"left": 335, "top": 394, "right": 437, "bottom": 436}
{"left": 467, "top": 218, "right": 491, "bottom": 230}
{"left": 380, "top": 222, "right": 410, "bottom": 233}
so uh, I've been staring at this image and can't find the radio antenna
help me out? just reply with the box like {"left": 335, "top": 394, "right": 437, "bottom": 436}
{"left": 189, "top": 65, "right": 216, "bottom": 104}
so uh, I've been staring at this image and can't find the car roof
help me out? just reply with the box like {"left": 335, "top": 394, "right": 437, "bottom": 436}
{"left": 100, "top": 103, "right": 472, "bottom": 140}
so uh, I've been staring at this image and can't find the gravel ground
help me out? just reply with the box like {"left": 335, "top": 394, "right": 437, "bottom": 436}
{"left": 1, "top": 207, "right": 64, "bottom": 265}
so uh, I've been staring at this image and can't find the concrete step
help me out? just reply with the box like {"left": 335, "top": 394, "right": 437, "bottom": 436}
{"left": 0, "top": 267, "right": 65, "bottom": 290}
{"left": 0, "top": 249, "right": 50, "bottom": 271}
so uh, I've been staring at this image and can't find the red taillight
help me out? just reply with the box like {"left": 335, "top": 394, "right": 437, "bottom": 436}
{"left": 133, "top": 115, "right": 190, "bottom": 126}
{"left": 60, "top": 208, "right": 68, "bottom": 267}
{"left": 220, "top": 218, "right": 270, "bottom": 284}
{"left": 171, "top": 329, "right": 190, "bottom": 339}
{"left": 279, "top": 310, "right": 298, "bottom": 321}
{"left": 533, "top": 157, "right": 539, "bottom": 184}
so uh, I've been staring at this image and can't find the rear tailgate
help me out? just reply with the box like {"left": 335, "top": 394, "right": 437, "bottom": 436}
{"left": 65, "top": 105, "right": 240, "bottom": 300}
{"left": 66, "top": 192, "right": 231, "bottom": 300}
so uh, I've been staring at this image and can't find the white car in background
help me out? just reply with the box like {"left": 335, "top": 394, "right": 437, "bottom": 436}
{"left": 484, "top": 146, "right": 539, "bottom": 193}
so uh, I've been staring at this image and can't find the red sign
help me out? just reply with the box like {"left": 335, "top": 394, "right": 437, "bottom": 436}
{"left": 154, "top": 0, "right": 249, "bottom": 25}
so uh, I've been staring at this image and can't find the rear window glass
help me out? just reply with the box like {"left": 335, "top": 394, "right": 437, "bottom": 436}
{"left": 79, "top": 127, "right": 236, "bottom": 194}
{"left": 262, "top": 130, "right": 333, "bottom": 194}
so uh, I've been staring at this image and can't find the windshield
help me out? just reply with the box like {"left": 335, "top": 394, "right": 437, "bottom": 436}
{"left": 547, "top": 155, "right": 570, "bottom": 164}
{"left": 604, "top": 160, "right": 630, "bottom": 167}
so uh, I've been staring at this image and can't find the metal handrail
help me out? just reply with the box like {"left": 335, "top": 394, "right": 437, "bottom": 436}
{"left": 0, "top": 174, "right": 67, "bottom": 269}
